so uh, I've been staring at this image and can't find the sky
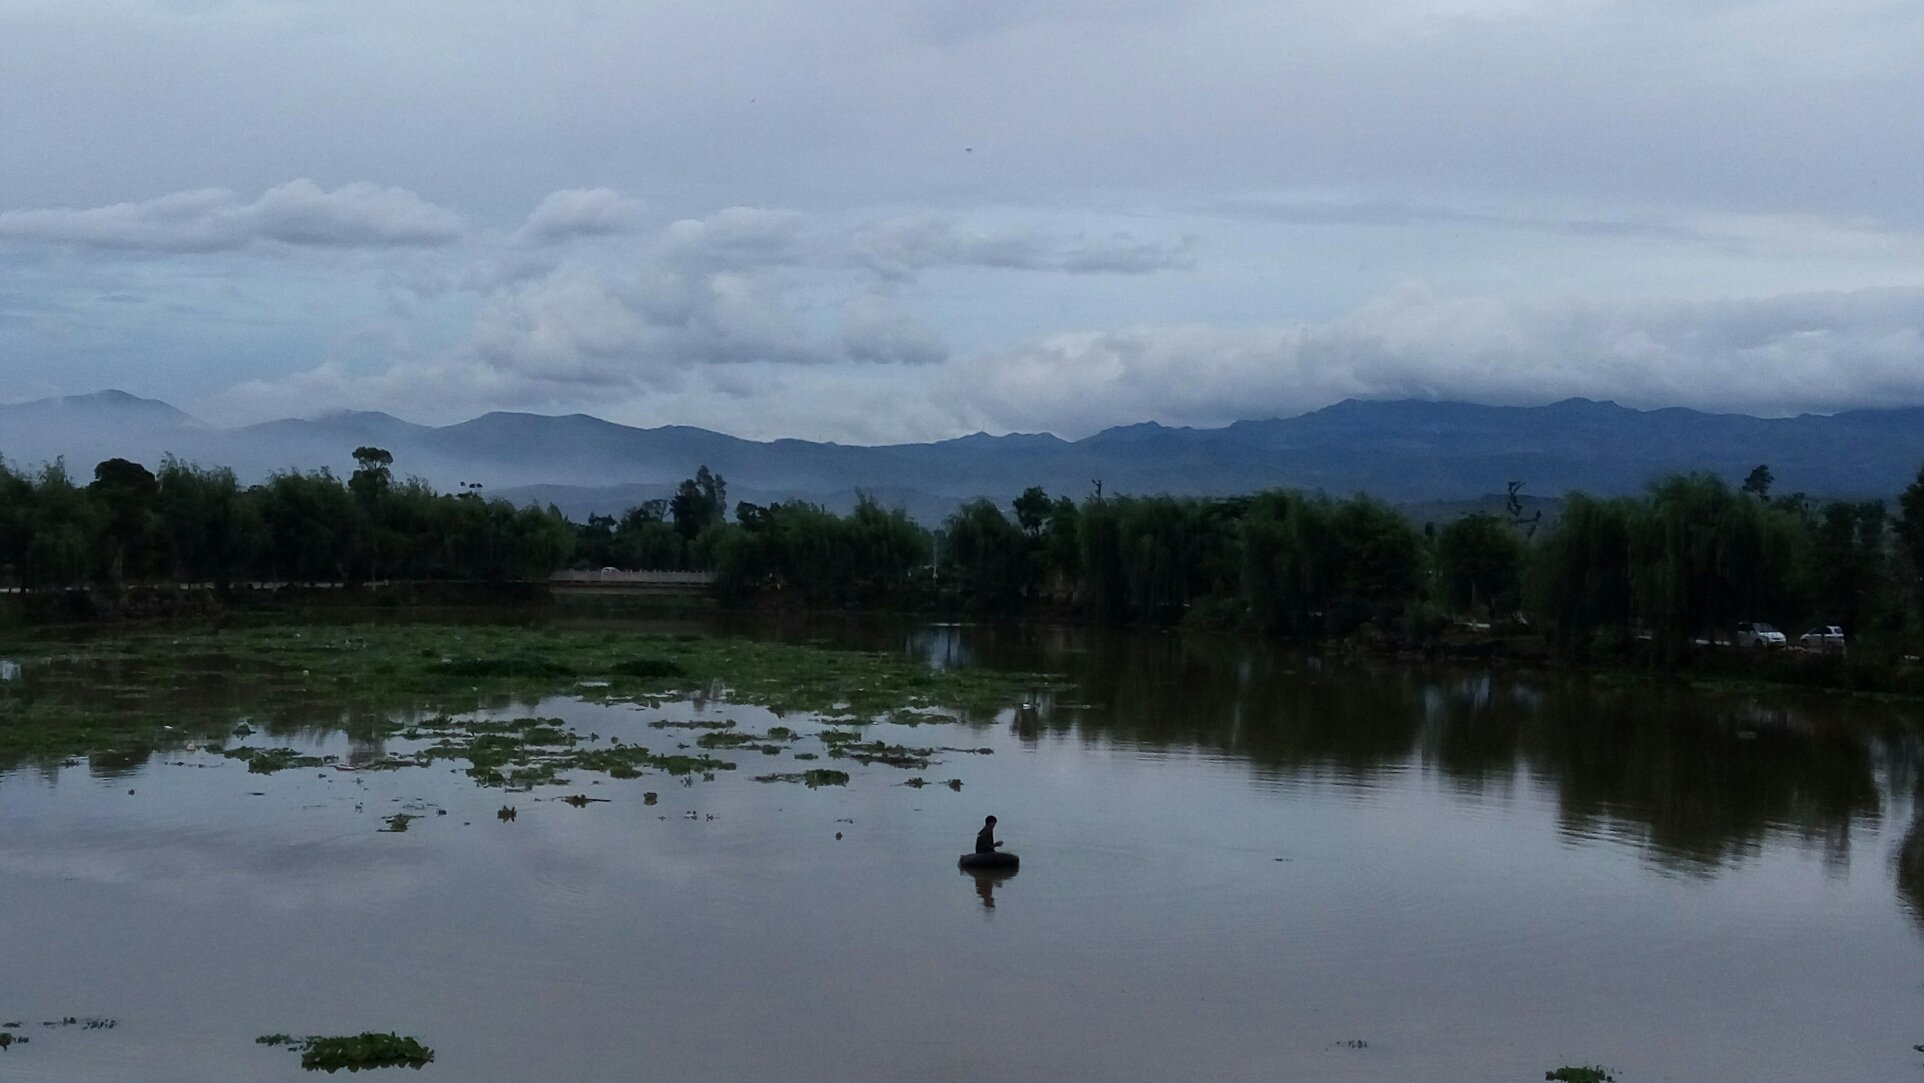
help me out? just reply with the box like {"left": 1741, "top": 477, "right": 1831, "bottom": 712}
{"left": 1, "top": 0, "right": 1920, "bottom": 443}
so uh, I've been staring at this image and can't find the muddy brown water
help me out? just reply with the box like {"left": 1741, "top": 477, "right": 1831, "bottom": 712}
{"left": 3, "top": 619, "right": 1923, "bottom": 1081}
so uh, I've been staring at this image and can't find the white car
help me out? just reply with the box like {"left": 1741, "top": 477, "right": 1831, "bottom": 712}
{"left": 1733, "top": 622, "right": 1787, "bottom": 648}
{"left": 1797, "top": 626, "right": 1846, "bottom": 652}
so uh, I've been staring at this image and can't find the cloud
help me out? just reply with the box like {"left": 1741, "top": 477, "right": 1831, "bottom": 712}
{"left": 841, "top": 294, "right": 949, "bottom": 365}
{"left": 953, "top": 284, "right": 1924, "bottom": 434}
{"left": 470, "top": 263, "right": 827, "bottom": 388}
{"left": 213, "top": 283, "right": 1924, "bottom": 445}
{"left": 514, "top": 187, "right": 648, "bottom": 245}
{"left": 0, "top": 180, "right": 464, "bottom": 253}
{"left": 851, "top": 216, "right": 1194, "bottom": 280}
{"left": 658, "top": 207, "right": 810, "bottom": 271}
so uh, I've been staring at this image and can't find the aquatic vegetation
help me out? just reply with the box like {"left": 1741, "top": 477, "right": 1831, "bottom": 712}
{"left": 611, "top": 657, "right": 686, "bottom": 679}
{"left": 379, "top": 814, "right": 416, "bottom": 832}
{"left": 753, "top": 769, "right": 850, "bottom": 788}
{"left": 223, "top": 746, "right": 329, "bottom": 774}
{"left": 259, "top": 1032, "right": 435, "bottom": 1072}
{"left": 0, "top": 622, "right": 1058, "bottom": 774}
{"left": 834, "top": 740, "right": 933, "bottom": 769}
{"left": 430, "top": 655, "right": 576, "bottom": 679}
{"left": 497, "top": 805, "right": 517, "bottom": 821}
{"left": 1545, "top": 1067, "right": 1613, "bottom": 1082}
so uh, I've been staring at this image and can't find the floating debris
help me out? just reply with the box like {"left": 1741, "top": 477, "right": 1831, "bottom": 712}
{"left": 497, "top": 805, "right": 517, "bottom": 821}
{"left": 1545, "top": 1068, "right": 1614, "bottom": 1083}
{"left": 379, "top": 814, "right": 416, "bottom": 832}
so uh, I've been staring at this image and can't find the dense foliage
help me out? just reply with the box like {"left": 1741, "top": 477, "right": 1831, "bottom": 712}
{"left": 5, "top": 444, "right": 1924, "bottom": 658}
{"left": 0, "top": 449, "right": 573, "bottom": 587}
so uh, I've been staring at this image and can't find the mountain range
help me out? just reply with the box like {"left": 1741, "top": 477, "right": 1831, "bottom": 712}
{"left": 3, "top": 390, "right": 1921, "bottom": 523}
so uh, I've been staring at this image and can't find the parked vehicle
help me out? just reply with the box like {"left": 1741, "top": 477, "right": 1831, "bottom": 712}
{"left": 1797, "top": 626, "right": 1846, "bottom": 652}
{"left": 1733, "top": 622, "right": 1788, "bottom": 648}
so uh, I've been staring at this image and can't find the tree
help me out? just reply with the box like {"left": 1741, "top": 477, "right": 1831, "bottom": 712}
{"left": 348, "top": 446, "right": 394, "bottom": 501}
{"left": 1524, "top": 493, "right": 1636, "bottom": 655}
{"left": 670, "top": 466, "right": 727, "bottom": 542}
{"left": 1012, "top": 487, "right": 1051, "bottom": 538}
{"left": 944, "top": 500, "right": 1031, "bottom": 611}
{"left": 1899, "top": 463, "right": 1924, "bottom": 621}
{"left": 1436, "top": 513, "right": 1524, "bottom": 619}
{"left": 1742, "top": 464, "right": 1774, "bottom": 499}
{"left": 89, "top": 457, "right": 160, "bottom": 583}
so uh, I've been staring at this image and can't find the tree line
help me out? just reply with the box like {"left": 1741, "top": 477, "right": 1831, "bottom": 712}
{"left": 0, "top": 448, "right": 573, "bottom": 588}
{"left": 6, "top": 445, "right": 1924, "bottom": 660}
{"left": 698, "top": 463, "right": 1924, "bottom": 659}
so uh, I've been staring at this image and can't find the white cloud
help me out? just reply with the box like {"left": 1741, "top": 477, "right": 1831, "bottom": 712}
{"left": 514, "top": 187, "right": 648, "bottom": 245}
{"left": 0, "top": 180, "right": 464, "bottom": 253}
{"left": 212, "top": 283, "right": 1924, "bottom": 444}
{"left": 954, "top": 284, "right": 1924, "bottom": 434}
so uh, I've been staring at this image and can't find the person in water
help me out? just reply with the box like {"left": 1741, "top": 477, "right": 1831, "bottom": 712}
{"left": 975, "top": 815, "right": 1002, "bottom": 854}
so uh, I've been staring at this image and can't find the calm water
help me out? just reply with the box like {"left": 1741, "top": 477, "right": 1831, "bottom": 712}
{"left": 4, "top": 620, "right": 1924, "bottom": 1081}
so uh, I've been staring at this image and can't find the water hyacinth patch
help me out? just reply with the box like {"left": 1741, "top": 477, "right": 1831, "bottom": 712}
{"left": 258, "top": 1032, "right": 435, "bottom": 1072}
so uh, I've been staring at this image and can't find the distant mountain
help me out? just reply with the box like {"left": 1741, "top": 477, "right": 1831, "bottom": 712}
{"left": 4, "top": 390, "right": 1922, "bottom": 521}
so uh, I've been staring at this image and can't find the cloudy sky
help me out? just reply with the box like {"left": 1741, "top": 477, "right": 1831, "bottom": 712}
{"left": 1, "top": 0, "right": 1920, "bottom": 442}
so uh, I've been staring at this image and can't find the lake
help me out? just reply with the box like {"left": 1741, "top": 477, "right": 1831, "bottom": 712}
{"left": 3, "top": 618, "right": 1922, "bottom": 1081}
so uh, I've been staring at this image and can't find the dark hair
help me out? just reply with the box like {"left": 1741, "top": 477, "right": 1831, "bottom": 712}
{"left": 984, "top": 815, "right": 997, "bottom": 824}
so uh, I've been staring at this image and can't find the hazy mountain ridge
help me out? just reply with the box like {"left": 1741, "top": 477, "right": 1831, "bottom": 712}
{"left": 4, "top": 391, "right": 1921, "bottom": 522}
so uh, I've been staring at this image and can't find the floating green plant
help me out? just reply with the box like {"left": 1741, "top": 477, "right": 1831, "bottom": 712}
{"left": 753, "top": 769, "right": 850, "bottom": 788}
{"left": 222, "top": 746, "right": 328, "bottom": 774}
{"left": 610, "top": 657, "right": 686, "bottom": 679}
{"left": 259, "top": 1032, "right": 435, "bottom": 1072}
{"left": 0, "top": 622, "right": 1059, "bottom": 777}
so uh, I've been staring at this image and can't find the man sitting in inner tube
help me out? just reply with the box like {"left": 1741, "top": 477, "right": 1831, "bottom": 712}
{"left": 975, "top": 815, "right": 1001, "bottom": 854}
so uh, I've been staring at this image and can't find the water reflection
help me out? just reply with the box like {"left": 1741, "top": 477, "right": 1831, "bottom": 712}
{"left": 8, "top": 615, "right": 1924, "bottom": 931}
{"left": 873, "top": 624, "right": 1924, "bottom": 889}
{"left": 962, "top": 865, "right": 1018, "bottom": 909}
